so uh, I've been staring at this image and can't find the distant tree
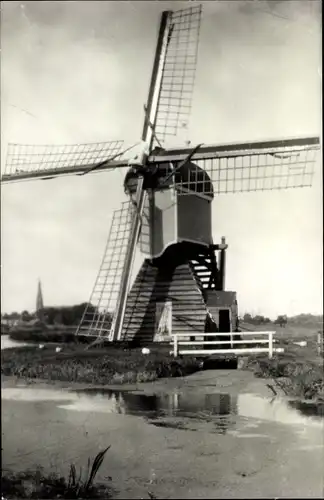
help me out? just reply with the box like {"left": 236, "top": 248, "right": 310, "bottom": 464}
{"left": 41, "top": 302, "right": 102, "bottom": 326}
{"left": 253, "top": 315, "right": 266, "bottom": 325}
{"left": 53, "top": 311, "right": 63, "bottom": 325}
{"left": 243, "top": 313, "right": 253, "bottom": 323}
{"left": 42, "top": 307, "right": 56, "bottom": 325}
{"left": 21, "top": 310, "right": 33, "bottom": 322}
{"left": 274, "top": 315, "right": 287, "bottom": 327}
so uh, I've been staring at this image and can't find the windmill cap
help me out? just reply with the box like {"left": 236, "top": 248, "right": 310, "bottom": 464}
{"left": 124, "top": 161, "right": 214, "bottom": 198}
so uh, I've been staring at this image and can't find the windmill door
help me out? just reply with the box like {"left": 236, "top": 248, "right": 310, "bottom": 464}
{"left": 154, "top": 300, "right": 172, "bottom": 341}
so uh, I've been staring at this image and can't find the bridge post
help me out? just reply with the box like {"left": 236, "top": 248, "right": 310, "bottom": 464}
{"left": 173, "top": 334, "right": 178, "bottom": 357}
{"left": 268, "top": 331, "right": 274, "bottom": 359}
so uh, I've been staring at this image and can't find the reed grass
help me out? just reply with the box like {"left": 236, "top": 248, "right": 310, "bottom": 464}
{"left": 1, "top": 343, "right": 201, "bottom": 385}
{"left": 1, "top": 448, "right": 113, "bottom": 499}
{"left": 244, "top": 353, "right": 324, "bottom": 401}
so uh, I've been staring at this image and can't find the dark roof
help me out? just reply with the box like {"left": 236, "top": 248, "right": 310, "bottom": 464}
{"left": 206, "top": 291, "right": 237, "bottom": 308}
{"left": 124, "top": 161, "right": 214, "bottom": 198}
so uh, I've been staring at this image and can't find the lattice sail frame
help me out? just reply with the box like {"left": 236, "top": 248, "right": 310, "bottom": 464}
{"left": 153, "top": 4, "right": 202, "bottom": 145}
{"left": 150, "top": 137, "right": 320, "bottom": 195}
{"left": 2, "top": 141, "right": 125, "bottom": 181}
{"left": 2, "top": 6, "right": 202, "bottom": 184}
{"left": 76, "top": 200, "right": 136, "bottom": 338}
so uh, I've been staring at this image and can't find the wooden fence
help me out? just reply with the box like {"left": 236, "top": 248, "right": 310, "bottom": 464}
{"left": 171, "top": 331, "right": 276, "bottom": 358}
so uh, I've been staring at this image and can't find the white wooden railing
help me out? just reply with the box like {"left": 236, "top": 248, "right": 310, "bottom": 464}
{"left": 171, "top": 331, "right": 276, "bottom": 358}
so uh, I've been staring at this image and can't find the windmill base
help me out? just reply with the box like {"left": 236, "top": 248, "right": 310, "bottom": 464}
{"left": 121, "top": 254, "right": 238, "bottom": 346}
{"left": 121, "top": 259, "right": 206, "bottom": 344}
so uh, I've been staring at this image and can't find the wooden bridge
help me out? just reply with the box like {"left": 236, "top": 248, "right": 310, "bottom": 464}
{"left": 171, "top": 330, "right": 277, "bottom": 358}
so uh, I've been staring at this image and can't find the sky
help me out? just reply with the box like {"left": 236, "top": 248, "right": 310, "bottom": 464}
{"left": 1, "top": 0, "right": 322, "bottom": 318}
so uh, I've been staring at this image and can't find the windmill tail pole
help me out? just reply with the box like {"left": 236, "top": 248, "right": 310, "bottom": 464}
{"left": 219, "top": 237, "right": 228, "bottom": 290}
{"left": 111, "top": 176, "right": 146, "bottom": 342}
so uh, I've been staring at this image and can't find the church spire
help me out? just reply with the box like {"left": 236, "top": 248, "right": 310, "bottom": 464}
{"left": 36, "top": 279, "right": 44, "bottom": 319}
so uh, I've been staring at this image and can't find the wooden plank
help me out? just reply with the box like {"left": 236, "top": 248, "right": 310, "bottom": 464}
{"left": 123, "top": 311, "right": 207, "bottom": 319}
{"left": 127, "top": 290, "right": 203, "bottom": 297}
{"left": 125, "top": 296, "right": 204, "bottom": 302}
{"left": 173, "top": 331, "right": 275, "bottom": 337}
{"left": 177, "top": 339, "right": 270, "bottom": 345}
{"left": 178, "top": 348, "right": 270, "bottom": 355}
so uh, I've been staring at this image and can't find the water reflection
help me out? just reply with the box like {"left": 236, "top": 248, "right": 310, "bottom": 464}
{"left": 3, "top": 384, "right": 323, "bottom": 437}
{"left": 72, "top": 390, "right": 236, "bottom": 434}
{"left": 1, "top": 386, "right": 237, "bottom": 433}
{"left": 69, "top": 390, "right": 235, "bottom": 422}
{"left": 74, "top": 387, "right": 232, "bottom": 411}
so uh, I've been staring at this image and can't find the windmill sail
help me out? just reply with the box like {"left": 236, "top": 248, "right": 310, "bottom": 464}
{"left": 76, "top": 200, "right": 136, "bottom": 339}
{"left": 149, "top": 136, "right": 320, "bottom": 195}
{"left": 152, "top": 4, "right": 202, "bottom": 146}
{"left": 1, "top": 140, "right": 127, "bottom": 183}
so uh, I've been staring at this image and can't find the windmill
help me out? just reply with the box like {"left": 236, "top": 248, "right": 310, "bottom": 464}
{"left": 2, "top": 5, "right": 320, "bottom": 346}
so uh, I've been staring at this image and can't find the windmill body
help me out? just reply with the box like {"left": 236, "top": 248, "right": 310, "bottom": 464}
{"left": 121, "top": 159, "right": 237, "bottom": 344}
{"left": 2, "top": 5, "right": 320, "bottom": 346}
{"left": 125, "top": 160, "right": 214, "bottom": 258}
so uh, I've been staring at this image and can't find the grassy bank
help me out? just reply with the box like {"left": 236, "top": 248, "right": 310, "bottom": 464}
{"left": 239, "top": 322, "right": 323, "bottom": 401}
{"left": 244, "top": 351, "right": 324, "bottom": 401}
{"left": 1, "top": 343, "right": 201, "bottom": 385}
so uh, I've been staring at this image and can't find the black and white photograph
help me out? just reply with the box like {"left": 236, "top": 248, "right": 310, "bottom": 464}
{"left": 1, "top": 1, "right": 322, "bottom": 498}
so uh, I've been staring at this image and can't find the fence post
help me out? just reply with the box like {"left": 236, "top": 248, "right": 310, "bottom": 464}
{"left": 268, "top": 331, "right": 273, "bottom": 359}
{"left": 173, "top": 334, "right": 178, "bottom": 357}
{"left": 317, "top": 332, "right": 322, "bottom": 356}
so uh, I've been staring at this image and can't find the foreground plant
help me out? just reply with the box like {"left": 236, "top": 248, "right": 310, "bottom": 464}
{"left": 1, "top": 447, "right": 113, "bottom": 499}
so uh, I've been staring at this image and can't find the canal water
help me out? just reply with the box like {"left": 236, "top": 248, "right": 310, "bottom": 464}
{"left": 1, "top": 334, "right": 32, "bottom": 350}
{"left": 2, "top": 335, "right": 324, "bottom": 498}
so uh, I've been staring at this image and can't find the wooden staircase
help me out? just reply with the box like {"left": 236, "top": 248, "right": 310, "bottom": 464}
{"left": 189, "top": 247, "right": 219, "bottom": 294}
